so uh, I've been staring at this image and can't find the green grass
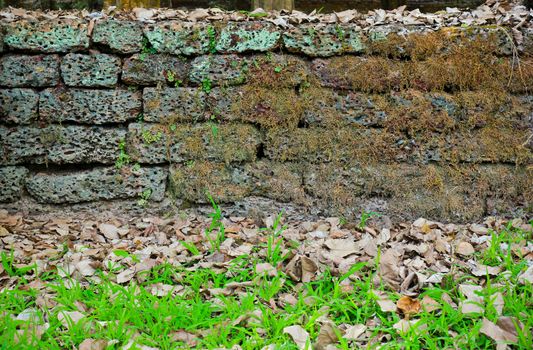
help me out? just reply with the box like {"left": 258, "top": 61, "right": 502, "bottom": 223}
{"left": 1, "top": 222, "right": 531, "bottom": 349}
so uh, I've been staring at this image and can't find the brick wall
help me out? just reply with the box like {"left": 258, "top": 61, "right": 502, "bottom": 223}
{"left": 0, "top": 14, "right": 532, "bottom": 221}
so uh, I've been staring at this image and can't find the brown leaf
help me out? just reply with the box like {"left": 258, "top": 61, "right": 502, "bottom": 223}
{"left": 372, "top": 290, "right": 397, "bottom": 312}
{"left": 324, "top": 238, "right": 359, "bottom": 258}
{"left": 301, "top": 256, "right": 318, "bottom": 283}
{"left": 378, "top": 249, "right": 401, "bottom": 290}
{"left": 98, "top": 223, "right": 119, "bottom": 240}
{"left": 315, "top": 322, "right": 339, "bottom": 350}
{"left": 396, "top": 296, "right": 421, "bottom": 318}
{"left": 456, "top": 241, "right": 475, "bottom": 256}
{"left": 480, "top": 318, "right": 518, "bottom": 344}
{"left": 343, "top": 324, "right": 367, "bottom": 340}
{"left": 79, "top": 339, "right": 108, "bottom": 350}
{"left": 283, "top": 325, "right": 311, "bottom": 350}
{"left": 420, "top": 295, "right": 440, "bottom": 312}
{"left": 58, "top": 311, "right": 85, "bottom": 329}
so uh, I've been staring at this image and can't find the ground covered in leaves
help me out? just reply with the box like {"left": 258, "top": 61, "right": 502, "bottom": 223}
{"left": 0, "top": 206, "right": 532, "bottom": 350}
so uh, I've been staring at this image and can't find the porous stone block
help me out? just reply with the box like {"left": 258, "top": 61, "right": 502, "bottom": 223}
{"left": 0, "top": 55, "right": 60, "bottom": 87}
{"left": 26, "top": 166, "right": 167, "bottom": 204}
{"left": 0, "top": 125, "right": 126, "bottom": 165}
{"left": 189, "top": 55, "right": 248, "bottom": 86}
{"left": 3, "top": 19, "right": 89, "bottom": 52}
{"left": 0, "top": 166, "right": 29, "bottom": 202}
{"left": 143, "top": 87, "right": 206, "bottom": 123}
{"left": 144, "top": 22, "right": 212, "bottom": 56}
{"left": 283, "top": 24, "right": 365, "bottom": 57}
{"left": 0, "top": 89, "right": 39, "bottom": 124}
{"left": 39, "top": 88, "right": 142, "bottom": 124}
{"left": 92, "top": 20, "right": 143, "bottom": 54}
{"left": 127, "top": 123, "right": 261, "bottom": 164}
{"left": 216, "top": 21, "right": 281, "bottom": 53}
{"left": 61, "top": 53, "right": 121, "bottom": 87}
{"left": 523, "top": 27, "right": 533, "bottom": 56}
{"left": 169, "top": 160, "right": 304, "bottom": 204}
{"left": 122, "top": 54, "right": 189, "bottom": 85}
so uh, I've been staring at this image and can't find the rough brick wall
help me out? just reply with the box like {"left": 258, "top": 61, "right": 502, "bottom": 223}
{"left": 0, "top": 15, "right": 532, "bottom": 222}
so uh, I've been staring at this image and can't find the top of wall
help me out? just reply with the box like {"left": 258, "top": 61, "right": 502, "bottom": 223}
{"left": 0, "top": 1, "right": 532, "bottom": 57}
{"left": 1, "top": 1, "right": 531, "bottom": 29}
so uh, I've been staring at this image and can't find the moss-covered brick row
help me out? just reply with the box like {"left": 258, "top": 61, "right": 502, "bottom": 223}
{"left": 216, "top": 22, "right": 281, "bottom": 53}
{"left": 0, "top": 89, "right": 39, "bottom": 124}
{"left": 144, "top": 22, "right": 212, "bottom": 56}
{"left": 122, "top": 54, "right": 189, "bottom": 86}
{"left": 143, "top": 87, "right": 206, "bottom": 123}
{"left": 92, "top": 20, "right": 143, "bottom": 54}
{"left": 39, "top": 88, "right": 142, "bottom": 124}
{"left": 3, "top": 19, "right": 89, "bottom": 53}
{"left": 415, "top": 128, "right": 533, "bottom": 165}
{"left": 127, "top": 123, "right": 261, "bottom": 164}
{"left": 303, "top": 163, "right": 531, "bottom": 222}
{"left": 0, "top": 55, "right": 60, "bottom": 87}
{"left": 189, "top": 55, "right": 248, "bottom": 86}
{"left": 0, "top": 125, "right": 126, "bottom": 165}
{"left": 283, "top": 24, "right": 365, "bottom": 57}
{"left": 169, "top": 160, "right": 304, "bottom": 204}
{"left": 0, "top": 166, "right": 29, "bottom": 202}
{"left": 61, "top": 53, "right": 121, "bottom": 87}
{"left": 264, "top": 127, "right": 402, "bottom": 164}
{"left": 25, "top": 166, "right": 167, "bottom": 204}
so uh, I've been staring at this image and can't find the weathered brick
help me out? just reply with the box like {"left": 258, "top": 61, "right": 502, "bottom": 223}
{"left": 3, "top": 19, "right": 89, "bottom": 53}
{"left": 264, "top": 128, "right": 402, "bottom": 163}
{"left": 169, "top": 160, "right": 304, "bottom": 204}
{"left": 216, "top": 21, "right": 281, "bottom": 53}
{"left": 122, "top": 54, "right": 189, "bottom": 86}
{"left": 0, "top": 89, "right": 39, "bottom": 124}
{"left": 0, "top": 166, "right": 29, "bottom": 202}
{"left": 26, "top": 166, "right": 167, "bottom": 204}
{"left": 283, "top": 24, "right": 365, "bottom": 57}
{"left": 39, "top": 88, "right": 142, "bottom": 124}
{"left": 0, "top": 125, "right": 126, "bottom": 165}
{"left": 61, "top": 53, "right": 121, "bottom": 87}
{"left": 127, "top": 123, "right": 261, "bottom": 164}
{"left": 92, "top": 20, "right": 143, "bottom": 54}
{"left": 0, "top": 55, "right": 60, "bottom": 87}
{"left": 143, "top": 87, "right": 206, "bottom": 123}
{"left": 144, "top": 22, "right": 212, "bottom": 56}
{"left": 189, "top": 55, "right": 248, "bottom": 86}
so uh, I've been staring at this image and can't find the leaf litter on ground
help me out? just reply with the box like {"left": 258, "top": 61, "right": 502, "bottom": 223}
{"left": 0, "top": 208, "right": 531, "bottom": 349}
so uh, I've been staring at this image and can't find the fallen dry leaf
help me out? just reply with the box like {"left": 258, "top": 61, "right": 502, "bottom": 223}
{"left": 324, "top": 238, "right": 359, "bottom": 258}
{"left": 420, "top": 295, "right": 440, "bottom": 312}
{"left": 480, "top": 318, "right": 518, "bottom": 344}
{"left": 283, "top": 325, "right": 311, "bottom": 350}
{"left": 396, "top": 296, "right": 421, "bottom": 318}
{"left": 315, "top": 322, "right": 339, "bottom": 350}
{"left": 98, "top": 223, "right": 119, "bottom": 240}
{"left": 343, "top": 324, "right": 367, "bottom": 340}
{"left": 379, "top": 249, "right": 401, "bottom": 290}
{"left": 300, "top": 256, "right": 318, "bottom": 283}
{"left": 372, "top": 290, "right": 397, "bottom": 312}
{"left": 58, "top": 310, "right": 85, "bottom": 329}
{"left": 79, "top": 338, "right": 108, "bottom": 350}
{"left": 456, "top": 241, "right": 475, "bottom": 256}
{"left": 517, "top": 265, "right": 532, "bottom": 285}
{"left": 392, "top": 319, "right": 427, "bottom": 335}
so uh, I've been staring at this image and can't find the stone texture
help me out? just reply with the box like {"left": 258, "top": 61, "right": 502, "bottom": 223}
{"left": 39, "top": 88, "right": 142, "bottom": 124}
{"left": 61, "top": 53, "right": 121, "bottom": 87}
{"left": 127, "top": 123, "right": 261, "bottom": 164}
{"left": 143, "top": 87, "right": 206, "bottom": 123}
{"left": 283, "top": 24, "right": 365, "bottom": 57}
{"left": 0, "top": 125, "right": 126, "bottom": 165}
{"left": 122, "top": 54, "right": 189, "bottom": 86}
{"left": 523, "top": 27, "right": 533, "bottom": 56}
{"left": 0, "top": 55, "right": 60, "bottom": 87}
{"left": 0, "top": 89, "right": 39, "bottom": 124}
{"left": 216, "top": 22, "right": 281, "bottom": 53}
{"left": 26, "top": 166, "right": 167, "bottom": 204}
{"left": 0, "top": 166, "right": 29, "bottom": 202}
{"left": 92, "top": 20, "right": 143, "bottom": 54}
{"left": 3, "top": 19, "right": 89, "bottom": 53}
{"left": 189, "top": 55, "right": 248, "bottom": 86}
{"left": 169, "top": 160, "right": 304, "bottom": 204}
{"left": 144, "top": 22, "right": 212, "bottom": 56}
{"left": 265, "top": 128, "right": 401, "bottom": 163}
